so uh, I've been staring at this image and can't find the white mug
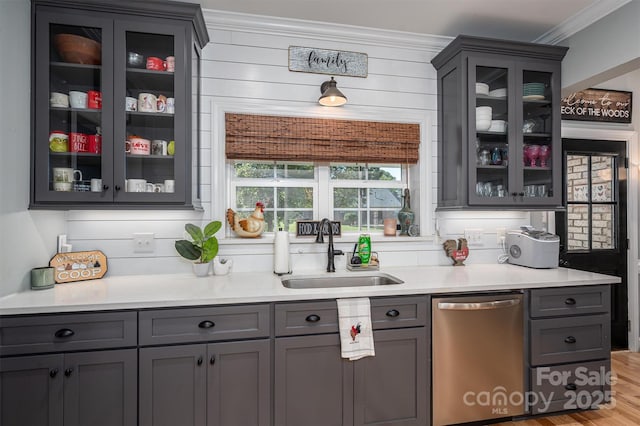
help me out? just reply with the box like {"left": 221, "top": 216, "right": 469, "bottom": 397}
{"left": 166, "top": 97, "right": 175, "bottom": 114}
{"left": 53, "top": 181, "right": 72, "bottom": 192}
{"left": 153, "top": 183, "right": 165, "bottom": 193}
{"left": 152, "top": 139, "right": 167, "bottom": 156}
{"left": 138, "top": 93, "right": 157, "bottom": 112}
{"left": 50, "top": 92, "right": 69, "bottom": 108}
{"left": 53, "top": 167, "right": 82, "bottom": 183}
{"left": 125, "top": 96, "right": 137, "bottom": 111}
{"left": 69, "top": 91, "right": 88, "bottom": 109}
{"left": 126, "top": 178, "right": 147, "bottom": 192}
{"left": 90, "top": 178, "right": 103, "bottom": 192}
{"left": 145, "top": 183, "right": 155, "bottom": 192}
{"left": 164, "top": 179, "right": 175, "bottom": 193}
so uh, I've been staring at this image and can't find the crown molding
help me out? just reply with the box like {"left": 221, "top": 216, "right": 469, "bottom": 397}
{"left": 534, "top": 0, "right": 631, "bottom": 44}
{"left": 202, "top": 9, "right": 452, "bottom": 53}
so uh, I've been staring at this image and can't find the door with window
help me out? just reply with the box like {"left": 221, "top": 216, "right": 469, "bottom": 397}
{"left": 555, "top": 138, "right": 628, "bottom": 349}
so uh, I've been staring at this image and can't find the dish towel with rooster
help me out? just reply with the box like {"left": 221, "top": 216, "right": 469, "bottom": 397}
{"left": 337, "top": 297, "right": 375, "bottom": 360}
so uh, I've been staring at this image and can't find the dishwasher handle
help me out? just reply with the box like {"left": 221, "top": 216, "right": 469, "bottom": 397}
{"left": 437, "top": 298, "right": 521, "bottom": 311}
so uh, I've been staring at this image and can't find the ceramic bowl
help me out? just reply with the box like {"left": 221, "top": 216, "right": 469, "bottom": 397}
{"left": 475, "top": 106, "right": 492, "bottom": 117}
{"left": 54, "top": 34, "right": 101, "bottom": 65}
{"left": 476, "top": 119, "right": 492, "bottom": 131}
{"left": 488, "top": 120, "right": 506, "bottom": 132}
{"left": 475, "top": 82, "right": 489, "bottom": 95}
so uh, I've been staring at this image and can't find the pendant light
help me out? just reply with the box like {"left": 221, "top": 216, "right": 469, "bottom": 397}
{"left": 318, "top": 77, "right": 347, "bottom": 107}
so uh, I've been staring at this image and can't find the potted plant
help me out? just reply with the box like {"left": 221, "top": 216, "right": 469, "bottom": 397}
{"left": 175, "top": 221, "right": 222, "bottom": 277}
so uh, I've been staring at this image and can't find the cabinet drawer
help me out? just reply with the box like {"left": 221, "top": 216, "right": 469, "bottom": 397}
{"left": 370, "top": 296, "right": 428, "bottom": 329}
{"left": 275, "top": 301, "right": 339, "bottom": 336}
{"left": 139, "top": 304, "right": 269, "bottom": 346}
{"left": 0, "top": 311, "right": 137, "bottom": 356}
{"left": 530, "top": 314, "right": 610, "bottom": 366}
{"left": 530, "top": 285, "right": 610, "bottom": 318}
{"left": 529, "top": 360, "right": 611, "bottom": 414}
{"left": 275, "top": 296, "right": 428, "bottom": 336}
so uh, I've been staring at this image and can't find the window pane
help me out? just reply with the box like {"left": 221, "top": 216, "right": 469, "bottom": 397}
{"left": 368, "top": 165, "right": 402, "bottom": 182}
{"left": 331, "top": 165, "right": 365, "bottom": 180}
{"left": 566, "top": 154, "right": 589, "bottom": 202}
{"left": 278, "top": 211, "right": 313, "bottom": 232}
{"left": 333, "top": 188, "right": 364, "bottom": 208}
{"left": 591, "top": 155, "right": 614, "bottom": 202}
{"left": 567, "top": 204, "right": 589, "bottom": 250}
{"left": 236, "top": 186, "right": 274, "bottom": 208}
{"left": 334, "top": 210, "right": 360, "bottom": 231}
{"left": 592, "top": 205, "right": 614, "bottom": 249}
{"left": 276, "top": 164, "right": 314, "bottom": 179}
{"left": 234, "top": 162, "right": 274, "bottom": 179}
{"left": 277, "top": 187, "right": 313, "bottom": 208}
{"left": 369, "top": 188, "right": 402, "bottom": 208}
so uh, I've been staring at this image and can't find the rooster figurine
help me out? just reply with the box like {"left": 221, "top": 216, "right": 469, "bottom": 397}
{"left": 226, "top": 202, "right": 265, "bottom": 238}
{"left": 443, "top": 238, "right": 469, "bottom": 266}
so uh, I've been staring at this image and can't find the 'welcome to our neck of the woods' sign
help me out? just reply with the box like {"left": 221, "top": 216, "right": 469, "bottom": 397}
{"left": 289, "top": 46, "right": 368, "bottom": 78}
{"left": 561, "top": 88, "right": 632, "bottom": 124}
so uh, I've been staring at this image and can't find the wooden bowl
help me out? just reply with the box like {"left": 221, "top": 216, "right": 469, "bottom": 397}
{"left": 54, "top": 34, "right": 101, "bottom": 65}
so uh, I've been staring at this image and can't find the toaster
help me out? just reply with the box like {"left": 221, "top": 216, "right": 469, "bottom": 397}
{"left": 506, "top": 226, "right": 559, "bottom": 268}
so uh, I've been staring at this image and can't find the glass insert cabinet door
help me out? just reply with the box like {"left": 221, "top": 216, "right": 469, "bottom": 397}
{"left": 113, "top": 21, "right": 186, "bottom": 201}
{"left": 34, "top": 14, "right": 114, "bottom": 203}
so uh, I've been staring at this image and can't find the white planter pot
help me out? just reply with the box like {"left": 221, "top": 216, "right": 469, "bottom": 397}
{"left": 192, "top": 262, "right": 211, "bottom": 277}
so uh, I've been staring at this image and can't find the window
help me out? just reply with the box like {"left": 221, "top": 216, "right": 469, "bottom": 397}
{"left": 229, "top": 161, "right": 407, "bottom": 233}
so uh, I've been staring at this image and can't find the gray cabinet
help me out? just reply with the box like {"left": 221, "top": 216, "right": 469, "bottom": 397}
{"left": 0, "top": 311, "right": 137, "bottom": 426}
{"left": 527, "top": 285, "right": 612, "bottom": 415}
{"left": 31, "top": 0, "right": 208, "bottom": 209}
{"left": 432, "top": 35, "right": 568, "bottom": 210}
{"left": 274, "top": 297, "right": 429, "bottom": 426}
{"left": 138, "top": 304, "right": 272, "bottom": 426}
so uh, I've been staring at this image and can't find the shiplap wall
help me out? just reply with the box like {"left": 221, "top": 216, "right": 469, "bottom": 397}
{"left": 67, "top": 10, "right": 531, "bottom": 275}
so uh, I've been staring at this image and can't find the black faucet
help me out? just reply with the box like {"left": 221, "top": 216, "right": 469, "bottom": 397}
{"left": 316, "top": 218, "right": 343, "bottom": 272}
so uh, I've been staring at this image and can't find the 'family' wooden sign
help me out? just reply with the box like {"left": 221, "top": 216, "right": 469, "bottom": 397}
{"left": 289, "top": 46, "right": 368, "bottom": 77}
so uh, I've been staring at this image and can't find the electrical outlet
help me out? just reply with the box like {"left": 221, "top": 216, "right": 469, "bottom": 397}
{"left": 464, "top": 228, "right": 484, "bottom": 245}
{"left": 133, "top": 233, "right": 155, "bottom": 253}
{"left": 496, "top": 227, "right": 506, "bottom": 245}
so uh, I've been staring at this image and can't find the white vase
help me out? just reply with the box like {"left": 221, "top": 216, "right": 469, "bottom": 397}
{"left": 192, "top": 262, "right": 211, "bottom": 277}
{"left": 213, "top": 258, "right": 232, "bottom": 275}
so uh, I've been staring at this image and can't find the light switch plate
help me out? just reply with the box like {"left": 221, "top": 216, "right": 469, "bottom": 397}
{"left": 464, "top": 228, "right": 484, "bottom": 246}
{"left": 133, "top": 233, "right": 155, "bottom": 253}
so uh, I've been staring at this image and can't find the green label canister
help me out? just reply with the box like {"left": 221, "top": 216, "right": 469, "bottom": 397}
{"left": 358, "top": 234, "right": 371, "bottom": 264}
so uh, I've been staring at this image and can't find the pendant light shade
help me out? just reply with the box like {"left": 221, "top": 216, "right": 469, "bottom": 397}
{"left": 318, "top": 77, "right": 347, "bottom": 107}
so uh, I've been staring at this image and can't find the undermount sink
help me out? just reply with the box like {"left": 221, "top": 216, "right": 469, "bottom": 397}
{"left": 281, "top": 272, "right": 404, "bottom": 289}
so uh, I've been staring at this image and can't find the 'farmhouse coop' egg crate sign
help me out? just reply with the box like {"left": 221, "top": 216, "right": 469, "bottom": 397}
{"left": 49, "top": 250, "right": 108, "bottom": 283}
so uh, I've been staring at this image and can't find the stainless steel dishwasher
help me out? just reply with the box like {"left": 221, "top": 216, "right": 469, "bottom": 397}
{"left": 432, "top": 293, "right": 524, "bottom": 425}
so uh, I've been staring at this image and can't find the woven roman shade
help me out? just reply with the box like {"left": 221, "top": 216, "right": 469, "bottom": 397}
{"left": 225, "top": 113, "right": 420, "bottom": 164}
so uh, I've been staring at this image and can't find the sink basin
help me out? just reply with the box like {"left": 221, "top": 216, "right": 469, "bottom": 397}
{"left": 282, "top": 272, "right": 403, "bottom": 289}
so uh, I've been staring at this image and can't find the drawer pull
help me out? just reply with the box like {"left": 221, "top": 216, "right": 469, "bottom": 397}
{"left": 564, "top": 336, "right": 577, "bottom": 344}
{"left": 565, "top": 298, "right": 577, "bottom": 306}
{"left": 49, "top": 368, "right": 59, "bottom": 378}
{"left": 210, "top": 355, "right": 216, "bottom": 365}
{"left": 305, "top": 314, "right": 321, "bottom": 323}
{"left": 565, "top": 383, "right": 577, "bottom": 391}
{"left": 55, "top": 328, "right": 75, "bottom": 338}
{"left": 386, "top": 309, "right": 400, "bottom": 318}
{"left": 198, "top": 320, "right": 215, "bottom": 329}
{"left": 197, "top": 356, "right": 203, "bottom": 366}
{"left": 64, "top": 368, "right": 73, "bottom": 377}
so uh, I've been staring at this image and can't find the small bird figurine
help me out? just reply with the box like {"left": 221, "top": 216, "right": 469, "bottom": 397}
{"left": 226, "top": 202, "right": 265, "bottom": 238}
{"left": 443, "top": 238, "right": 469, "bottom": 266}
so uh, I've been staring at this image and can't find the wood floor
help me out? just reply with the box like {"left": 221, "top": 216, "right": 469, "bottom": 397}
{"left": 495, "top": 350, "right": 640, "bottom": 425}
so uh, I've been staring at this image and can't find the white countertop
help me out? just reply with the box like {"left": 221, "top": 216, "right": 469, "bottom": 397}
{"left": 0, "top": 264, "right": 620, "bottom": 315}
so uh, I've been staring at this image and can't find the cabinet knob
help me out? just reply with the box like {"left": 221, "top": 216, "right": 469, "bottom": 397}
{"left": 518, "top": 192, "right": 525, "bottom": 197}
{"left": 564, "top": 336, "right": 577, "bottom": 344}
{"left": 511, "top": 192, "right": 518, "bottom": 197}
{"left": 197, "top": 356, "right": 203, "bottom": 366}
{"left": 564, "top": 297, "right": 576, "bottom": 305}
{"left": 198, "top": 320, "right": 215, "bottom": 329}
{"left": 115, "top": 185, "right": 121, "bottom": 191}
{"left": 305, "top": 314, "right": 321, "bottom": 323}
{"left": 386, "top": 309, "right": 400, "bottom": 318}
{"left": 64, "top": 368, "right": 73, "bottom": 377}
{"left": 210, "top": 355, "right": 216, "bottom": 365}
{"left": 102, "top": 185, "right": 109, "bottom": 191}
{"left": 49, "top": 368, "right": 59, "bottom": 378}
{"left": 565, "top": 383, "right": 577, "bottom": 391}
{"left": 54, "top": 328, "right": 75, "bottom": 338}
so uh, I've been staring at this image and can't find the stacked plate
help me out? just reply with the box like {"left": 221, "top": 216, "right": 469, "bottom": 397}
{"left": 475, "top": 82, "right": 489, "bottom": 95}
{"left": 489, "top": 87, "right": 507, "bottom": 98}
{"left": 523, "top": 82, "right": 545, "bottom": 100}
{"left": 488, "top": 120, "right": 506, "bottom": 133}
{"left": 476, "top": 106, "right": 492, "bottom": 131}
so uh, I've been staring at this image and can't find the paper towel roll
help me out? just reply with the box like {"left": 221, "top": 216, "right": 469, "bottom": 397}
{"left": 273, "top": 230, "right": 291, "bottom": 274}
